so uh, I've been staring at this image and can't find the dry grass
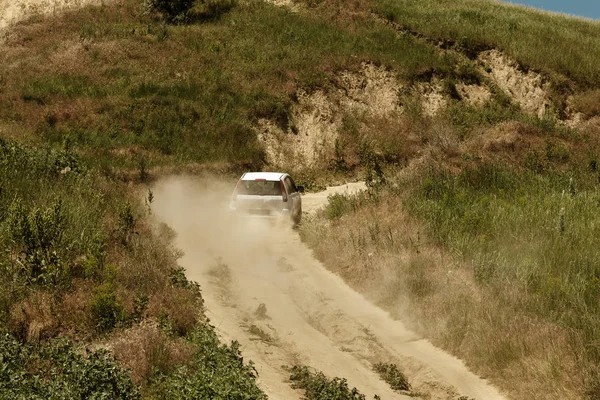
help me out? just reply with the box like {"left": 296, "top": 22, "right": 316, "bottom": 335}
{"left": 572, "top": 89, "right": 600, "bottom": 117}
{"left": 302, "top": 193, "right": 583, "bottom": 399}
{"left": 56, "top": 279, "right": 95, "bottom": 337}
{"left": 9, "top": 290, "right": 57, "bottom": 342}
{"left": 109, "top": 320, "right": 196, "bottom": 385}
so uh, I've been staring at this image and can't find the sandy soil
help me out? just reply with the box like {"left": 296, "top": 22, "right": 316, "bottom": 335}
{"left": 0, "top": 0, "right": 102, "bottom": 31}
{"left": 151, "top": 176, "right": 508, "bottom": 400}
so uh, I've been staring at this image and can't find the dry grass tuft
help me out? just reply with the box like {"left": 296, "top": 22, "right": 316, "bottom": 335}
{"left": 109, "top": 320, "right": 195, "bottom": 385}
{"left": 147, "top": 287, "right": 202, "bottom": 337}
{"left": 9, "top": 291, "right": 57, "bottom": 342}
{"left": 572, "top": 89, "right": 600, "bottom": 118}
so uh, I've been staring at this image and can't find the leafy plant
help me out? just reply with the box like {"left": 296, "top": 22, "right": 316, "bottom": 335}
{"left": 150, "top": 323, "right": 267, "bottom": 399}
{"left": 89, "top": 283, "right": 126, "bottom": 333}
{"left": 288, "top": 365, "right": 374, "bottom": 400}
{"left": 0, "top": 332, "right": 140, "bottom": 399}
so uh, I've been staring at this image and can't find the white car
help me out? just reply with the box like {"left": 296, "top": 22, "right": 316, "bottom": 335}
{"left": 230, "top": 172, "right": 304, "bottom": 224}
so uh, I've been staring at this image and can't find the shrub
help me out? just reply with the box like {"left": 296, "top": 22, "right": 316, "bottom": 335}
{"left": 89, "top": 283, "right": 126, "bottom": 333}
{"left": 372, "top": 363, "right": 409, "bottom": 391}
{"left": 144, "top": 0, "right": 196, "bottom": 23}
{"left": 0, "top": 332, "right": 139, "bottom": 399}
{"left": 150, "top": 323, "right": 267, "bottom": 399}
{"left": 7, "top": 198, "right": 67, "bottom": 285}
{"left": 288, "top": 365, "right": 370, "bottom": 400}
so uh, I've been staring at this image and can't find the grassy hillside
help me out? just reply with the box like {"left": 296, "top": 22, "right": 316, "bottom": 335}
{"left": 374, "top": 0, "right": 600, "bottom": 88}
{"left": 294, "top": 1, "right": 600, "bottom": 399}
{"left": 2, "top": 0, "right": 600, "bottom": 398}
{"left": 0, "top": 0, "right": 467, "bottom": 173}
{"left": 0, "top": 137, "right": 267, "bottom": 398}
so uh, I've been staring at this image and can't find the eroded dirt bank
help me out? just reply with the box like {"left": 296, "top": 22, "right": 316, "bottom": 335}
{"left": 151, "top": 176, "right": 507, "bottom": 400}
{"left": 0, "top": 0, "right": 103, "bottom": 31}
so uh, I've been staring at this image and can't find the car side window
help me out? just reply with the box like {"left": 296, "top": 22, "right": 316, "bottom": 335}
{"left": 284, "top": 177, "right": 296, "bottom": 193}
{"left": 287, "top": 177, "right": 298, "bottom": 193}
{"left": 283, "top": 177, "right": 292, "bottom": 194}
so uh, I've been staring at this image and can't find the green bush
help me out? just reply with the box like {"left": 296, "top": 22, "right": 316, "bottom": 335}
{"left": 144, "top": 0, "right": 196, "bottom": 23}
{"left": 89, "top": 283, "right": 127, "bottom": 333}
{"left": 7, "top": 198, "right": 67, "bottom": 285}
{"left": 288, "top": 365, "right": 371, "bottom": 400}
{"left": 0, "top": 332, "right": 139, "bottom": 399}
{"left": 150, "top": 323, "right": 266, "bottom": 399}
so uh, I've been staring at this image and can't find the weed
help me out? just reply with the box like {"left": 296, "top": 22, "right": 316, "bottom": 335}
{"left": 288, "top": 365, "right": 372, "bottom": 400}
{"left": 248, "top": 324, "right": 274, "bottom": 344}
{"left": 373, "top": 362, "right": 409, "bottom": 391}
{"left": 139, "top": 156, "right": 148, "bottom": 183}
{"left": 118, "top": 202, "right": 137, "bottom": 245}
{"left": 132, "top": 295, "right": 150, "bottom": 322}
{"left": 359, "top": 141, "right": 386, "bottom": 189}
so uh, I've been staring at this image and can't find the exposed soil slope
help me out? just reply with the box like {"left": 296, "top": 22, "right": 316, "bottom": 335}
{"left": 151, "top": 176, "right": 507, "bottom": 400}
{"left": 0, "top": 0, "right": 101, "bottom": 31}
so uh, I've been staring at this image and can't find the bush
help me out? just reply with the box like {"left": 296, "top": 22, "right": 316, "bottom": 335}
{"left": 0, "top": 332, "right": 139, "bottom": 399}
{"left": 288, "top": 365, "right": 371, "bottom": 400}
{"left": 145, "top": 0, "right": 196, "bottom": 23}
{"left": 7, "top": 198, "right": 67, "bottom": 285}
{"left": 150, "top": 323, "right": 267, "bottom": 399}
{"left": 89, "top": 283, "right": 126, "bottom": 333}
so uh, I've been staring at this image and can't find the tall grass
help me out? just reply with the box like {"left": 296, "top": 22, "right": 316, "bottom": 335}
{"left": 408, "top": 164, "right": 600, "bottom": 362}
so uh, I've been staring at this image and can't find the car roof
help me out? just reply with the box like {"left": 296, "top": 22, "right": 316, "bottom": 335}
{"left": 242, "top": 172, "right": 286, "bottom": 181}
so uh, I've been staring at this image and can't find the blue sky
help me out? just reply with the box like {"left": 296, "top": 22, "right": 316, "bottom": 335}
{"left": 503, "top": 0, "right": 600, "bottom": 20}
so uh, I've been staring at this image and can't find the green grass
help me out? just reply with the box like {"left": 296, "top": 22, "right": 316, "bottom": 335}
{"left": 373, "top": 0, "right": 600, "bottom": 88}
{"left": 407, "top": 163, "right": 600, "bottom": 362}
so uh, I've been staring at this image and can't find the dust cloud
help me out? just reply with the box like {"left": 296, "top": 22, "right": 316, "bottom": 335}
{"left": 150, "top": 175, "right": 296, "bottom": 283}
{"left": 150, "top": 175, "right": 507, "bottom": 400}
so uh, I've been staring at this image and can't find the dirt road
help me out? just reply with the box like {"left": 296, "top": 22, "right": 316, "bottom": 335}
{"left": 151, "top": 176, "right": 507, "bottom": 400}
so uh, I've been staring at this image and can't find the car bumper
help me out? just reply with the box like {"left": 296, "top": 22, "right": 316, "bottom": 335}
{"left": 230, "top": 207, "right": 291, "bottom": 219}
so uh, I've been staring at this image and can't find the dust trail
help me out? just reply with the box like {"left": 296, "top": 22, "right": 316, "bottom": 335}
{"left": 151, "top": 175, "right": 507, "bottom": 400}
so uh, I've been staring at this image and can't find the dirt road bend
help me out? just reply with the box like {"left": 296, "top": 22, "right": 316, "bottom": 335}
{"left": 151, "top": 176, "right": 507, "bottom": 400}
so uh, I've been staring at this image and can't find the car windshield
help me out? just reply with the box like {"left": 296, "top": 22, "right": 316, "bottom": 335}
{"left": 237, "top": 179, "right": 282, "bottom": 196}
